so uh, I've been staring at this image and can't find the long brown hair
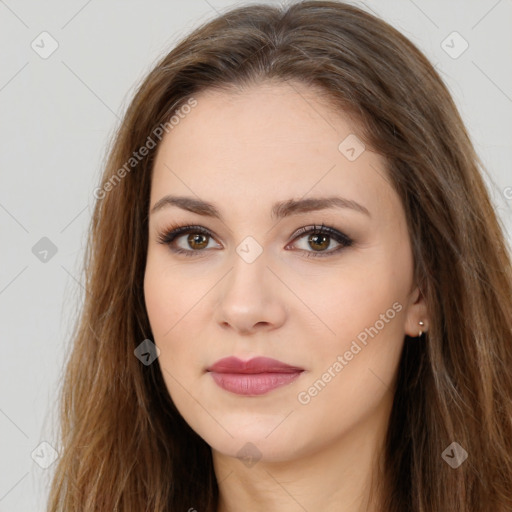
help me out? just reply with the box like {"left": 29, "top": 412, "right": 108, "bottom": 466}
{"left": 46, "top": 1, "right": 512, "bottom": 510}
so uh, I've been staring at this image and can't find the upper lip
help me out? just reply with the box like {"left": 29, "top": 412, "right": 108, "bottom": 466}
{"left": 206, "top": 356, "right": 304, "bottom": 374}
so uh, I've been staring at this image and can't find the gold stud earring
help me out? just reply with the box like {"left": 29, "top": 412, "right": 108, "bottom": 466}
{"left": 418, "top": 320, "right": 425, "bottom": 337}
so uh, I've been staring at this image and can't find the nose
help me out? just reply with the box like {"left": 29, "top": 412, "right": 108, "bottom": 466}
{"left": 214, "top": 249, "right": 287, "bottom": 335}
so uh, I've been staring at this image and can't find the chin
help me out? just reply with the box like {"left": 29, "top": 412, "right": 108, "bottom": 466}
{"left": 210, "top": 436, "right": 299, "bottom": 465}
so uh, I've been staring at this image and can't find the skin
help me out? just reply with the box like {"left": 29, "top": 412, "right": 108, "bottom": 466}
{"left": 144, "top": 81, "right": 429, "bottom": 512}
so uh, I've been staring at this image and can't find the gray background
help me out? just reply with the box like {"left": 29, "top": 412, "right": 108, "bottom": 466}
{"left": 0, "top": 0, "right": 511, "bottom": 510}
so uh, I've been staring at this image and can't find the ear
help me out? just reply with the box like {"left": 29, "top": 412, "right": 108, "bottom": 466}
{"left": 403, "top": 285, "right": 429, "bottom": 337}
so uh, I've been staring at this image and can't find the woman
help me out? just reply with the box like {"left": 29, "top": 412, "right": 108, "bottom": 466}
{"left": 46, "top": 1, "right": 512, "bottom": 511}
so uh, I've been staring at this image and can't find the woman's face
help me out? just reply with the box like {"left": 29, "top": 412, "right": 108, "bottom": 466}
{"left": 144, "top": 81, "right": 427, "bottom": 463}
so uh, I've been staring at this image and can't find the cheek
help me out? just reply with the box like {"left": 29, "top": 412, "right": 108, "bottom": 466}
{"left": 144, "top": 268, "right": 173, "bottom": 338}
{"left": 144, "top": 263, "right": 196, "bottom": 410}
{"left": 290, "top": 266, "right": 406, "bottom": 442}
{"left": 294, "top": 257, "right": 407, "bottom": 345}
{"left": 143, "top": 256, "right": 211, "bottom": 379}
{"left": 143, "top": 253, "right": 197, "bottom": 338}
{"left": 288, "top": 243, "right": 411, "bottom": 399}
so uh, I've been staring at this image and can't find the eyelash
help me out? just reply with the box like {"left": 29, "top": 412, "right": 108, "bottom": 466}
{"left": 156, "top": 223, "right": 353, "bottom": 258}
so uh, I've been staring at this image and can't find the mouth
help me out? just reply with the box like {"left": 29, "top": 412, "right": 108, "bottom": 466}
{"left": 206, "top": 356, "right": 304, "bottom": 396}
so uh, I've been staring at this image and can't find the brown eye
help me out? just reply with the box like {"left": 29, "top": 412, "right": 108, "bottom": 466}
{"left": 187, "top": 233, "right": 209, "bottom": 250}
{"left": 307, "top": 233, "right": 331, "bottom": 252}
{"left": 289, "top": 224, "right": 353, "bottom": 258}
{"left": 157, "top": 225, "right": 219, "bottom": 257}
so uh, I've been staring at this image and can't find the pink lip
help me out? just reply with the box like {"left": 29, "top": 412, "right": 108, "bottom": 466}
{"left": 206, "top": 356, "right": 304, "bottom": 396}
{"left": 207, "top": 356, "right": 303, "bottom": 374}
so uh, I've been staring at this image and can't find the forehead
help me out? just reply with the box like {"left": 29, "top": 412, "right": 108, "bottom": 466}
{"left": 150, "top": 81, "right": 396, "bottom": 221}
{"left": 156, "top": 81, "right": 355, "bottom": 167}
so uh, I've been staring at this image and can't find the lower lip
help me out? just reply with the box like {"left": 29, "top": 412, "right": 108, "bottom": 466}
{"left": 209, "top": 371, "right": 303, "bottom": 396}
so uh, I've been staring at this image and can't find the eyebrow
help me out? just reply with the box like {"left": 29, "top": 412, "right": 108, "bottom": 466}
{"left": 150, "top": 194, "right": 371, "bottom": 220}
